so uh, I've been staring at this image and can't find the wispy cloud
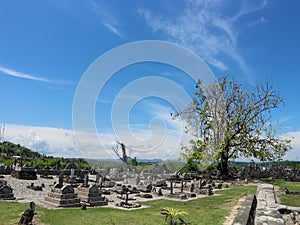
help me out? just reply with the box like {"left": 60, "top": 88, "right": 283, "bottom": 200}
{"left": 139, "top": 0, "right": 267, "bottom": 72}
{"left": 89, "top": 0, "right": 124, "bottom": 38}
{"left": 0, "top": 66, "right": 74, "bottom": 85}
{"left": 102, "top": 22, "right": 124, "bottom": 38}
{"left": 0, "top": 66, "right": 51, "bottom": 83}
{"left": 230, "top": 0, "right": 267, "bottom": 22}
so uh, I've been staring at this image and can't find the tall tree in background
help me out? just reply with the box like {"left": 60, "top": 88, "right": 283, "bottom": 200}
{"left": 173, "top": 76, "right": 291, "bottom": 176}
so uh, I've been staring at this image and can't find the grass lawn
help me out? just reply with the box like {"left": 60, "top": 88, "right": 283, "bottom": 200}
{"left": 260, "top": 178, "right": 300, "bottom": 207}
{"left": 0, "top": 185, "right": 257, "bottom": 225}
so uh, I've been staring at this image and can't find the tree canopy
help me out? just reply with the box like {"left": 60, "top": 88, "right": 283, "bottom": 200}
{"left": 173, "top": 75, "right": 292, "bottom": 176}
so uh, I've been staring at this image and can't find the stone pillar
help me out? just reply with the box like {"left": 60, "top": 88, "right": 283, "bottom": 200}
{"left": 99, "top": 177, "right": 102, "bottom": 190}
{"left": 190, "top": 183, "right": 195, "bottom": 193}
{"left": 70, "top": 169, "right": 75, "bottom": 179}
{"left": 58, "top": 172, "right": 64, "bottom": 187}
{"left": 125, "top": 192, "right": 129, "bottom": 205}
{"left": 84, "top": 174, "right": 89, "bottom": 187}
{"left": 180, "top": 180, "right": 184, "bottom": 193}
{"left": 96, "top": 174, "right": 100, "bottom": 184}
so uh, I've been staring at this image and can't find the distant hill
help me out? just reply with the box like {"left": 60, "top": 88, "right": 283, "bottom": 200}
{"left": 0, "top": 141, "right": 90, "bottom": 169}
{"left": 0, "top": 141, "right": 41, "bottom": 158}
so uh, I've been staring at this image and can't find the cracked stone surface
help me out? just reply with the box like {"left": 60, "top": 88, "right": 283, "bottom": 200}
{"left": 255, "top": 184, "right": 285, "bottom": 225}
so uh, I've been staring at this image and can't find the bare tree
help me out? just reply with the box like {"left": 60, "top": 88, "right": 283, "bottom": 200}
{"left": 112, "top": 141, "right": 128, "bottom": 163}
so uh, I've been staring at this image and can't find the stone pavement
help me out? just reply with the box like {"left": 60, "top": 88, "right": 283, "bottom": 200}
{"left": 255, "top": 183, "right": 285, "bottom": 225}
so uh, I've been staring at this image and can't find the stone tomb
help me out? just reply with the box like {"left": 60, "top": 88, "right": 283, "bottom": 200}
{"left": 44, "top": 184, "right": 81, "bottom": 207}
{"left": 0, "top": 179, "right": 15, "bottom": 200}
{"left": 44, "top": 172, "right": 81, "bottom": 207}
{"left": 11, "top": 167, "right": 37, "bottom": 180}
{"left": 76, "top": 174, "right": 108, "bottom": 206}
{"left": 76, "top": 184, "right": 107, "bottom": 206}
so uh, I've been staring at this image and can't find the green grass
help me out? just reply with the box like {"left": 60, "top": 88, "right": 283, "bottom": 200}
{"left": 260, "top": 178, "right": 300, "bottom": 207}
{"left": 0, "top": 185, "right": 257, "bottom": 225}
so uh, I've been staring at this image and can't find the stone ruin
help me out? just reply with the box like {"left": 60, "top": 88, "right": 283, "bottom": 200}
{"left": 0, "top": 165, "right": 11, "bottom": 175}
{"left": 240, "top": 162, "right": 300, "bottom": 181}
{"left": 11, "top": 159, "right": 37, "bottom": 180}
{"left": 0, "top": 179, "right": 15, "bottom": 200}
{"left": 76, "top": 174, "right": 108, "bottom": 206}
{"left": 44, "top": 172, "right": 81, "bottom": 207}
{"left": 11, "top": 167, "right": 37, "bottom": 180}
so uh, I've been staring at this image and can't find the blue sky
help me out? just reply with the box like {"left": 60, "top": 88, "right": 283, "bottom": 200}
{"left": 0, "top": 0, "right": 300, "bottom": 160}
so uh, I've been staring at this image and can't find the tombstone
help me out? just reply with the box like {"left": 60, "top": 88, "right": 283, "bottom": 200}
{"left": 70, "top": 169, "right": 75, "bottom": 179}
{"left": 81, "top": 203, "right": 87, "bottom": 210}
{"left": 18, "top": 202, "right": 35, "bottom": 225}
{"left": 0, "top": 179, "right": 15, "bottom": 200}
{"left": 0, "top": 180, "right": 7, "bottom": 186}
{"left": 199, "top": 180, "right": 206, "bottom": 189}
{"left": 95, "top": 173, "right": 100, "bottom": 184}
{"left": 57, "top": 172, "right": 64, "bottom": 188}
{"left": 157, "top": 188, "right": 163, "bottom": 196}
{"left": 170, "top": 181, "right": 173, "bottom": 195}
{"left": 84, "top": 174, "right": 89, "bottom": 187}
{"left": 190, "top": 183, "right": 195, "bottom": 193}
{"left": 180, "top": 180, "right": 184, "bottom": 193}
{"left": 125, "top": 192, "right": 129, "bottom": 205}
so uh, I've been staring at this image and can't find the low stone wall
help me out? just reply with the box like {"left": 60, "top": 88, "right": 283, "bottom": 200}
{"left": 232, "top": 194, "right": 257, "bottom": 225}
{"left": 255, "top": 184, "right": 284, "bottom": 225}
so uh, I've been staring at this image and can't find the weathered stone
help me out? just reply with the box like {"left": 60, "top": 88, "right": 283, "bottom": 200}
{"left": 11, "top": 168, "right": 37, "bottom": 180}
{"left": 232, "top": 194, "right": 257, "bottom": 225}
{"left": 44, "top": 184, "right": 81, "bottom": 207}
{"left": 0, "top": 180, "right": 15, "bottom": 200}
{"left": 18, "top": 202, "right": 35, "bottom": 225}
{"left": 255, "top": 184, "right": 284, "bottom": 225}
{"left": 76, "top": 184, "right": 108, "bottom": 206}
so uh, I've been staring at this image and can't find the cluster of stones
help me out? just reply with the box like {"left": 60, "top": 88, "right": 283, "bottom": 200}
{"left": 113, "top": 185, "right": 141, "bottom": 209}
{"left": 240, "top": 162, "right": 300, "bottom": 181}
{"left": 0, "top": 179, "right": 15, "bottom": 200}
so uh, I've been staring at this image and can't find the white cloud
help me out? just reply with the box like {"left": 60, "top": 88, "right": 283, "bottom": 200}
{"left": 0, "top": 66, "right": 51, "bottom": 83}
{"left": 139, "top": 0, "right": 267, "bottom": 72}
{"left": 89, "top": 0, "right": 124, "bottom": 38}
{"left": 3, "top": 123, "right": 190, "bottom": 160}
{"left": 230, "top": 0, "right": 267, "bottom": 22}
{"left": 281, "top": 131, "right": 300, "bottom": 161}
{"left": 4, "top": 124, "right": 81, "bottom": 158}
{"left": 0, "top": 66, "right": 73, "bottom": 85}
{"left": 3, "top": 123, "right": 298, "bottom": 161}
{"left": 102, "top": 22, "right": 124, "bottom": 38}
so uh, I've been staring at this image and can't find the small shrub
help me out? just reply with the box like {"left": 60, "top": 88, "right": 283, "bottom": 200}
{"left": 161, "top": 207, "right": 188, "bottom": 225}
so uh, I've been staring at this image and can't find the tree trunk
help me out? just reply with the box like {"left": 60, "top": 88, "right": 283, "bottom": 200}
{"left": 218, "top": 150, "right": 229, "bottom": 178}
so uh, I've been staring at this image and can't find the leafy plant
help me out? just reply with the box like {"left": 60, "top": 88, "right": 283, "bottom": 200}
{"left": 161, "top": 207, "right": 188, "bottom": 225}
